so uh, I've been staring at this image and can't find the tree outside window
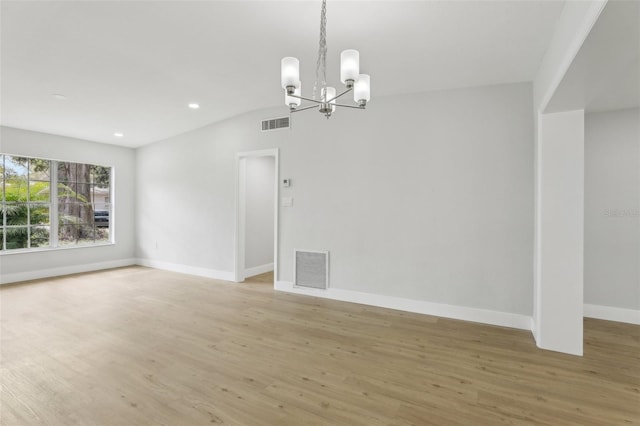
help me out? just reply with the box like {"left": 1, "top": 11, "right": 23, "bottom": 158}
{"left": 0, "top": 154, "right": 112, "bottom": 251}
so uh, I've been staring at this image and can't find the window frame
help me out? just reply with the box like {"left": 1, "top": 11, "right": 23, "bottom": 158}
{"left": 0, "top": 154, "right": 114, "bottom": 254}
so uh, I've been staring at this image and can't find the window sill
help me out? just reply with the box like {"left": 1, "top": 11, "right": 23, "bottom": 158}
{"left": 0, "top": 242, "right": 115, "bottom": 256}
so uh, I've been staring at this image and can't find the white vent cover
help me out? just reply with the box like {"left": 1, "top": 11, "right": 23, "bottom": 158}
{"left": 294, "top": 250, "right": 329, "bottom": 290}
{"left": 261, "top": 116, "right": 290, "bottom": 132}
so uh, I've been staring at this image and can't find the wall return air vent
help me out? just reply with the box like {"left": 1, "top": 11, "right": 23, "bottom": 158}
{"left": 261, "top": 116, "right": 290, "bottom": 132}
{"left": 294, "top": 250, "right": 329, "bottom": 290}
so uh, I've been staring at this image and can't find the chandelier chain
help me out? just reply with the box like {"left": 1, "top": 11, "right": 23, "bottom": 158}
{"left": 313, "top": 0, "right": 328, "bottom": 101}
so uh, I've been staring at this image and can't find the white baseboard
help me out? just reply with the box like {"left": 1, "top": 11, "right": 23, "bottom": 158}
{"left": 530, "top": 317, "right": 537, "bottom": 342}
{"left": 136, "top": 258, "right": 234, "bottom": 282}
{"left": 244, "top": 263, "right": 274, "bottom": 278}
{"left": 275, "top": 281, "right": 532, "bottom": 330}
{"left": 0, "top": 258, "right": 137, "bottom": 285}
{"left": 584, "top": 304, "right": 640, "bottom": 325}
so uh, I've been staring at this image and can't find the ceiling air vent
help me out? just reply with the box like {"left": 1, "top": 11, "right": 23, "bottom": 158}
{"left": 261, "top": 116, "right": 290, "bottom": 132}
{"left": 294, "top": 250, "right": 329, "bottom": 290}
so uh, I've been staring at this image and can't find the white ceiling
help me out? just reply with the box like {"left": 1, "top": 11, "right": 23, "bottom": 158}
{"left": 546, "top": 0, "right": 640, "bottom": 114}
{"left": 1, "top": 1, "right": 565, "bottom": 148}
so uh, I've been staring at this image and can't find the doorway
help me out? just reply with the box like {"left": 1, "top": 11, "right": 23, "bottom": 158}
{"left": 234, "top": 149, "right": 279, "bottom": 286}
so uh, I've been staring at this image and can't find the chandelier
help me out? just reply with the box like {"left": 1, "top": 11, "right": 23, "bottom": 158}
{"left": 280, "top": 0, "right": 371, "bottom": 119}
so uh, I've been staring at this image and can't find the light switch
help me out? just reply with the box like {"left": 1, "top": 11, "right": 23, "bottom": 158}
{"left": 281, "top": 197, "right": 293, "bottom": 207}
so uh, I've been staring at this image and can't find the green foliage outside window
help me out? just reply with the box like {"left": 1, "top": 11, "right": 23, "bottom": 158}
{"left": 1, "top": 154, "right": 112, "bottom": 251}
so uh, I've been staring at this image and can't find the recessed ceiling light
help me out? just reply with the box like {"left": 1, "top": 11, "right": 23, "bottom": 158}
{"left": 52, "top": 93, "right": 67, "bottom": 100}
{"left": 113, "top": 132, "right": 124, "bottom": 138}
{"left": 188, "top": 103, "right": 200, "bottom": 109}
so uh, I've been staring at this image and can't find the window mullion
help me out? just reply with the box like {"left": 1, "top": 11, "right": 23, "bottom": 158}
{"left": 2, "top": 155, "right": 5, "bottom": 251}
{"left": 27, "top": 159, "right": 31, "bottom": 249}
{"left": 51, "top": 160, "right": 59, "bottom": 248}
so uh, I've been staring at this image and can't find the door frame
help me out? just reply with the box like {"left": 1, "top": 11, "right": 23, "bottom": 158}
{"left": 234, "top": 148, "right": 279, "bottom": 285}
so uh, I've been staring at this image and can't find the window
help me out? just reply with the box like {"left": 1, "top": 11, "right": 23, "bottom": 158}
{"left": 1, "top": 154, "right": 112, "bottom": 252}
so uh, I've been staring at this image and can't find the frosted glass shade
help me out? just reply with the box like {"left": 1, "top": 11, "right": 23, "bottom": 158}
{"left": 322, "top": 87, "right": 336, "bottom": 111}
{"left": 354, "top": 74, "right": 371, "bottom": 103}
{"left": 281, "top": 57, "right": 300, "bottom": 89}
{"left": 285, "top": 84, "right": 301, "bottom": 107}
{"left": 340, "top": 49, "right": 360, "bottom": 83}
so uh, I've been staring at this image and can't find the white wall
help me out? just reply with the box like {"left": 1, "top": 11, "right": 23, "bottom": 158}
{"left": 535, "top": 110, "right": 585, "bottom": 355}
{"left": 0, "top": 126, "right": 137, "bottom": 283}
{"left": 244, "top": 156, "right": 274, "bottom": 271}
{"left": 530, "top": 0, "right": 607, "bottom": 354}
{"left": 533, "top": 0, "right": 607, "bottom": 113}
{"left": 136, "top": 82, "right": 534, "bottom": 318}
{"left": 585, "top": 108, "right": 640, "bottom": 312}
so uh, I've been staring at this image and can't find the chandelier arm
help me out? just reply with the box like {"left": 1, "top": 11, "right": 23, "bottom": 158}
{"left": 333, "top": 103, "right": 366, "bottom": 109}
{"left": 326, "top": 87, "right": 352, "bottom": 103}
{"left": 287, "top": 94, "right": 324, "bottom": 104}
{"left": 290, "top": 104, "right": 319, "bottom": 113}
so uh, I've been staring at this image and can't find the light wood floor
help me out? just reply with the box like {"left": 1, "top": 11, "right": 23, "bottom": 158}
{"left": 1, "top": 267, "right": 638, "bottom": 425}
{"left": 244, "top": 271, "right": 275, "bottom": 285}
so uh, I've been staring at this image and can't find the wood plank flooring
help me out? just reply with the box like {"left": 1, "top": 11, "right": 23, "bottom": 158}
{"left": 244, "top": 271, "right": 275, "bottom": 285}
{"left": 1, "top": 266, "right": 638, "bottom": 425}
